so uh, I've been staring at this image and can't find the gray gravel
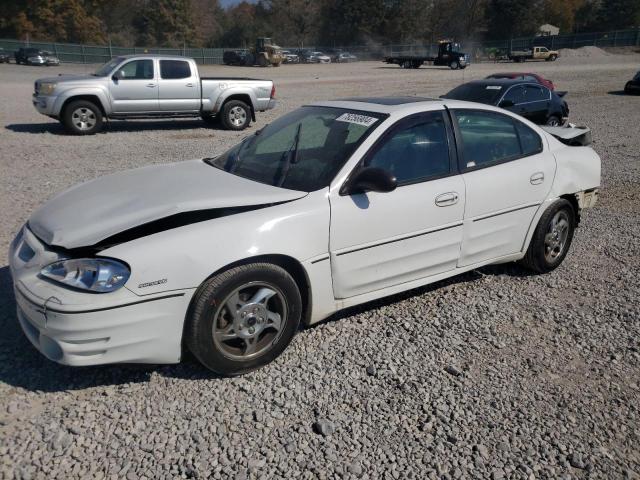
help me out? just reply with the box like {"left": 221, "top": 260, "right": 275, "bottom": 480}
{"left": 1, "top": 56, "right": 640, "bottom": 479}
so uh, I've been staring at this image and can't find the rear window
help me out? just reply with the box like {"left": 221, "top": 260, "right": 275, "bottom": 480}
{"left": 160, "top": 60, "right": 191, "bottom": 79}
{"left": 444, "top": 83, "right": 504, "bottom": 105}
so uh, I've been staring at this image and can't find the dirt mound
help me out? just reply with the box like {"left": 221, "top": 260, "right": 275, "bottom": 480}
{"left": 559, "top": 46, "right": 610, "bottom": 58}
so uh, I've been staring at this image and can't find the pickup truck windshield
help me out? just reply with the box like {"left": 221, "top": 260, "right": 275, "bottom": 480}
{"left": 207, "top": 106, "right": 386, "bottom": 192}
{"left": 93, "top": 57, "right": 125, "bottom": 77}
{"left": 444, "top": 83, "right": 505, "bottom": 105}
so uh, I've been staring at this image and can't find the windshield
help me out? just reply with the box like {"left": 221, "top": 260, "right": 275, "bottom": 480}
{"left": 207, "top": 106, "right": 386, "bottom": 192}
{"left": 444, "top": 83, "right": 505, "bottom": 105}
{"left": 93, "top": 57, "right": 125, "bottom": 77}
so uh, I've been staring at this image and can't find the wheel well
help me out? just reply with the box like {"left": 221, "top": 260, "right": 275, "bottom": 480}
{"left": 194, "top": 254, "right": 312, "bottom": 325}
{"left": 61, "top": 95, "right": 106, "bottom": 117}
{"left": 223, "top": 94, "right": 255, "bottom": 121}
{"left": 560, "top": 194, "right": 581, "bottom": 226}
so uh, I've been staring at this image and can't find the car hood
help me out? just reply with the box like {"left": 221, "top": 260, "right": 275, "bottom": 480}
{"left": 29, "top": 159, "right": 308, "bottom": 249}
{"left": 36, "top": 74, "right": 100, "bottom": 86}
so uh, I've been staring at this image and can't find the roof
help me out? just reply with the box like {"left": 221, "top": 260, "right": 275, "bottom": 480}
{"left": 310, "top": 96, "right": 441, "bottom": 114}
{"left": 465, "top": 78, "right": 524, "bottom": 86}
{"left": 338, "top": 96, "right": 438, "bottom": 106}
{"left": 117, "top": 53, "right": 194, "bottom": 60}
{"left": 488, "top": 72, "right": 542, "bottom": 78}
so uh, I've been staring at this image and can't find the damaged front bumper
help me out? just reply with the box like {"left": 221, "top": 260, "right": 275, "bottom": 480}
{"left": 9, "top": 226, "right": 194, "bottom": 366}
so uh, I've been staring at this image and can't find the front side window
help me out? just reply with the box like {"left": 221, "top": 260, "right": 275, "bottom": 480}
{"left": 364, "top": 112, "right": 450, "bottom": 185}
{"left": 119, "top": 60, "right": 154, "bottom": 80}
{"left": 208, "top": 106, "right": 386, "bottom": 192}
{"left": 454, "top": 110, "right": 542, "bottom": 169}
{"left": 160, "top": 60, "right": 191, "bottom": 79}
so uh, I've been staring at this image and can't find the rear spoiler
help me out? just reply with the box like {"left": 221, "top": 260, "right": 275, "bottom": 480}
{"left": 542, "top": 124, "right": 591, "bottom": 146}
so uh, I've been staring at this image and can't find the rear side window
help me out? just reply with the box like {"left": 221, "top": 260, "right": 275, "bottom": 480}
{"left": 525, "top": 85, "right": 549, "bottom": 102}
{"left": 160, "top": 60, "right": 191, "bottom": 79}
{"left": 365, "top": 112, "right": 450, "bottom": 185}
{"left": 453, "top": 110, "right": 542, "bottom": 169}
{"left": 503, "top": 86, "right": 526, "bottom": 104}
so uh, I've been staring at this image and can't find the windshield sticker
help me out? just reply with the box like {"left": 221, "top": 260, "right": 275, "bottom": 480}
{"left": 486, "top": 86, "right": 502, "bottom": 90}
{"left": 336, "top": 113, "right": 378, "bottom": 127}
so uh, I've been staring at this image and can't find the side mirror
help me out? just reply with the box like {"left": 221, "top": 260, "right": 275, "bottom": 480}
{"left": 112, "top": 70, "right": 125, "bottom": 81}
{"left": 499, "top": 99, "right": 514, "bottom": 108}
{"left": 342, "top": 167, "right": 397, "bottom": 195}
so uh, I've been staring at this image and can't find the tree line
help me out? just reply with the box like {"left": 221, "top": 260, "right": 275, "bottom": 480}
{"left": 1, "top": 0, "right": 639, "bottom": 48}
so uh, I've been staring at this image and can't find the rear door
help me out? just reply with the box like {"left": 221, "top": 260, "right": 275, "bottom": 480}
{"left": 451, "top": 109, "right": 556, "bottom": 267}
{"left": 110, "top": 59, "right": 159, "bottom": 113}
{"left": 157, "top": 59, "right": 200, "bottom": 112}
{"left": 523, "top": 84, "right": 551, "bottom": 124}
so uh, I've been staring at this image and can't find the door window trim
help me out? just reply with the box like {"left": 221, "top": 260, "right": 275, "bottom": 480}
{"left": 498, "top": 83, "right": 551, "bottom": 105}
{"left": 159, "top": 59, "right": 192, "bottom": 80}
{"left": 449, "top": 108, "right": 544, "bottom": 173}
{"left": 341, "top": 109, "right": 458, "bottom": 194}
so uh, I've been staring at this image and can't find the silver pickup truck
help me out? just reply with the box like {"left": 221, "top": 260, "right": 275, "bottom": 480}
{"left": 32, "top": 55, "right": 276, "bottom": 134}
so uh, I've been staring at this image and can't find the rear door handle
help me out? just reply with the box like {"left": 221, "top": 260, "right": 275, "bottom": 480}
{"left": 435, "top": 192, "right": 459, "bottom": 207}
{"left": 530, "top": 172, "right": 545, "bottom": 185}
{"left": 186, "top": 83, "right": 194, "bottom": 87}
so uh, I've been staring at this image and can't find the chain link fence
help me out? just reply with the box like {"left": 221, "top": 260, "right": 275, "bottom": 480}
{"left": 1, "top": 28, "right": 638, "bottom": 65}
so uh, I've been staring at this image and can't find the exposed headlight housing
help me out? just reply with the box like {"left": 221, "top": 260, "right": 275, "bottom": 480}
{"left": 41, "top": 258, "right": 130, "bottom": 293}
{"left": 39, "top": 82, "right": 56, "bottom": 95}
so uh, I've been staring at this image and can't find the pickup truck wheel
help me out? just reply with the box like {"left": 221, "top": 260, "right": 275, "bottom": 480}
{"left": 401, "top": 61, "right": 411, "bottom": 69}
{"left": 521, "top": 199, "right": 575, "bottom": 273}
{"left": 450, "top": 60, "right": 460, "bottom": 70}
{"left": 185, "top": 263, "right": 302, "bottom": 375}
{"left": 62, "top": 100, "right": 103, "bottom": 135}
{"left": 221, "top": 100, "right": 250, "bottom": 130}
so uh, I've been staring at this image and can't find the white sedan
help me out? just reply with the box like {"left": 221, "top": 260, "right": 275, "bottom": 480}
{"left": 9, "top": 97, "right": 600, "bottom": 375}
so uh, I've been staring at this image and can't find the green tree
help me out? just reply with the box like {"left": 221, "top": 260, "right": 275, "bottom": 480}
{"left": 486, "top": 0, "right": 544, "bottom": 38}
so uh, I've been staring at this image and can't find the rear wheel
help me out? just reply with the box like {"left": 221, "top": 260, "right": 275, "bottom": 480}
{"left": 220, "top": 100, "right": 251, "bottom": 130}
{"left": 62, "top": 100, "right": 103, "bottom": 135}
{"left": 545, "top": 115, "right": 561, "bottom": 127}
{"left": 401, "top": 60, "right": 411, "bottom": 69}
{"left": 521, "top": 199, "right": 575, "bottom": 273}
{"left": 186, "top": 263, "right": 302, "bottom": 375}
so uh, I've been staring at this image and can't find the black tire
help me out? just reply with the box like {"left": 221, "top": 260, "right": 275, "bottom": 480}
{"left": 62, "top": 100, "right": 103, "bottom": 135}
{"left": 185, "top": 263, "right": 302, "bottom": 376}
{"left": 450, "top": 60, "right": 460, "bottom": 70}
{"left": 521, "top": 199, "right": 576, "bottom": 273}
{"left": 545, "top": 115, "right": 562, "bottom": 127}
{"left": 401, "top": 61, "right": 411, "bottom": 69}
{"left": 220, "top": 99, "right": 251, "bottom": 131}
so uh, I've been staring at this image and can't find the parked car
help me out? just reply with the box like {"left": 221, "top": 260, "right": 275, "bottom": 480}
{"left": 624, "top": 71, "right": 640, "bottom": 94}
{"left": 443, "top": 79, "right": 568, "bottom": 126}
{"left": 336, "top": 52, "right": 358, "bottom": 63}
{"left": 281, "top": 50, "right": 300, "bottom": 64}
{"left": 223, "top": 50, "right": 248, "bottom": 66}
{"left": 295, "top": 49, "right": 312, "bottom": 63}
{"left": 307, "top": 51, "right": 331, "bottom": 63}
{"left": 15, "top": 48, "right": 60, "bottom": 66}
{"left": 10, "top": 97, "right": 600, "bottom": 375}
{"left": 486, "top": 72, "right": 555, "bottom": 90}
{"left": 31, "top": 54, "right": 276, "bottom": 134}
{"left": 0, "top": 48, "right": 11, "bottom": 63}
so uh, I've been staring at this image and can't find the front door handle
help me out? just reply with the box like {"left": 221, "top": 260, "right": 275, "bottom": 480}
{"left": 146, "top": 83, "right": 156, "bottom": 88}
{"left": 435, "top": 192, "right": 459, "bottom": 207}
{"left": 530, "top": 172, "right": 545, "bottom": 185}
{"left": 186, "top": 83, "right": 194, "bottom": 87}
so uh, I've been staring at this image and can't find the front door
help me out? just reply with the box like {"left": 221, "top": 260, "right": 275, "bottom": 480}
{"left": 110, "top": 59, "right": 159, "bottom": 113}
{"left": 450, "top": 109, "right": 556, "bottom": 267}
{"left": 329, "top": 110, "right": 465, "bottom": 299}
{"left": 158, "top": 59, "right": 200, "bottom": 112}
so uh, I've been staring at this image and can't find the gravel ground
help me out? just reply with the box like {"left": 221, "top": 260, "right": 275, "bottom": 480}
{"left": 1, "top": 55, "right": 639, "bottom": 479}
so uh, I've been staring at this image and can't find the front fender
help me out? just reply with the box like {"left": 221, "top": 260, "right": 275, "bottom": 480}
{"left": 52, "top": 86, "right": 111, "bottom": 116}
{"left": 101, "top": 189, "right": 330, "bottom": 297}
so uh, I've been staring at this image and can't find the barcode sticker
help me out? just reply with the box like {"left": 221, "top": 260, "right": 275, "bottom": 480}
{"left": 336, "top": 113, "right": 378, "bottom": 127}
{"left": 486, "top": 86, "right": 502, "bottom": 90}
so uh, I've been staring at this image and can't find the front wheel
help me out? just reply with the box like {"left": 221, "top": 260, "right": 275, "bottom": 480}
{"left": 450, "top": 60, "right": 460, "bottom": 70}
{"left": 220, "top": 100, "right": 251, "bottom": 130}
{"left": 62, "top": 100, "right": 103, "bottom": 135}
{"left": 521, "top": 199, "right": 575, "bottom": 273}
{"left": 185, "top": 263, "right": 302, "bottom": 375}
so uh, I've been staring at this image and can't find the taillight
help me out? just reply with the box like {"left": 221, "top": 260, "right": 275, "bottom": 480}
{"left": 270, "top": 84, "right": 276, "bottom": 99}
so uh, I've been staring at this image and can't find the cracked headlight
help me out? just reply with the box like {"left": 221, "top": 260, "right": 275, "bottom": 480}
{"left": 41, "top": 258, "right": 130, "bottom": 293}
{"left": 39, "top": 82, "right": 56, "bottom": 95}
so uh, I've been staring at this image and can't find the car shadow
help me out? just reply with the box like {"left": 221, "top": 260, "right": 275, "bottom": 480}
{"left": 0, "top": 261, "right": 535, "bottom": 392}
{"left": 607, "top": 90, "right": 628, "bottom": 96}
{"left": 5, "top": 119, "right": 224, "bottom": 135}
